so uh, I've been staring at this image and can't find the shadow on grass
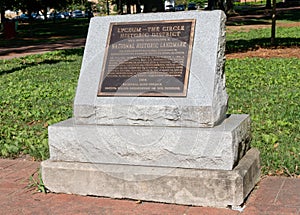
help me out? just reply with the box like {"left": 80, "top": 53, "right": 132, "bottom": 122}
{"left": 58, "top": 48, "right": 84, "bottom": 57}
{"left": 226, "top": 37, "right": 300, "bottom": 53}
{"left": 0, "top": 60, "right": 68, "bottom": 76}
{"left": 0, "top": 48, "right": 83, "bottom": 76}
{"left": 227, "top": 5, "right": 300, "bottom": 26}
{"left": 276, "top": 9, "right": 300, "bottom": 22}
{"left": 227, "top": 18, "right": 271, "bottom": 26}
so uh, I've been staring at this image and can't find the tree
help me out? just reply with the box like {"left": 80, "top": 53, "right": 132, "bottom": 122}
{"left": 226, "top": 0, "right": 235, "bottom": 15}
{"left": 207, "top": 0, "right": 225, "bottom": 11}
{"left": 266, "top": 0, "right": 272, "bottom": 9}
{"left": 270, "top": 0, "right": 276, "bottom": 45}
{"left": 0, "top": 0, "right": 96, "bottom": 25}
{"left": 206, "top": 0, "right": 237, "bottom": 15}
{"left": 18, "top": 0, "right": 40, "bottom": 19}
{"left": 113, "top": 0, "right": 164, "bottom": 14}
{"left": 141, "top": 0, "right": 164, "bottom": 12}
{"left": 114, "top": 0, "right": 123, "bottom": 14}
{"left": 0, "top": 0, "right": 17, "bottom": 23}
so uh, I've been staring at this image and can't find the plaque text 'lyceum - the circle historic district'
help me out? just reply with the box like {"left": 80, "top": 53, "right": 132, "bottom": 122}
{"left": 98, "top": 19, "right": 195, "bottom": 97}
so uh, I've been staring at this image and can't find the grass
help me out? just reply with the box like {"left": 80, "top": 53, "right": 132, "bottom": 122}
{"left": 0, "top": 49, "right": 83, "bottom": 159}
{"left": 226, "top": 58, "right": 300, "bottom": 176}
{"left": 29, "top": 169, "right": 48, "bottom": 193}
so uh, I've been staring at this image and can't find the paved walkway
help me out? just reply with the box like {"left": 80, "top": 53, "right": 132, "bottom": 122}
{"left": 1, "top": 159, "right": 300, "bottom": 214}
{"left": 0, "top": 38, "right": 86, "bottom": 60}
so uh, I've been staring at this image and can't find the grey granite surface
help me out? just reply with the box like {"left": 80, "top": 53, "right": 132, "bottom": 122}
{"left": 74, "top": 11, "right": 228, "bottom": 127}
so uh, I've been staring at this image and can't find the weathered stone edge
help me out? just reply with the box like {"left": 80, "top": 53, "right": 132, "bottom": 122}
{"left": 41, "top": 148, "right": 260, "bottom": 207}
{"left": 48, "top": 114, "right": 251, "bottom": 170}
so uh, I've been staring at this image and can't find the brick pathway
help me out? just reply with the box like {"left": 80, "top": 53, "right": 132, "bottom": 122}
{"left": 1, "top": 159, "right": 300, "bottom": 214}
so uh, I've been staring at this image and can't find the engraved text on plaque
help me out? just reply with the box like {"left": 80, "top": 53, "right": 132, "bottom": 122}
{"left": 98, "top": 19, "right": 195, "bottom": 97}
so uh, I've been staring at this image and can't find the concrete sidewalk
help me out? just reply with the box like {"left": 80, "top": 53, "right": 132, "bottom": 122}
{"left": 1, "top": 159, "right": 300, "bottom": 214}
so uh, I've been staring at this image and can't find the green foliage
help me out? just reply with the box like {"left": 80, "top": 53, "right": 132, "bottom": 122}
{"left": 233, "top": 0, "right": 286, "bottom": 7}
{"left": 175, "top": 0, "right": 206, "bottom": 8}
{"left": 2, "top": 0, "right": 90, "bottom": 15}
{"left": 0, "top": 49, "right": 83, "bottom": 160}
{"left": 226, "top": 58, "right": 300, "bottom": 176}
{"left": 192, "top": 0, "right": 207, "bottom": 8}
{"left": 234, "top": 1, "right": 266, "bottom": 7}
{"left": 29, "top": 168, "right": 48, "bottom": 193}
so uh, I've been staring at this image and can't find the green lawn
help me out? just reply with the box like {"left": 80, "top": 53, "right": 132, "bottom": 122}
{"left": 0, "top": 49, "right": 83, "bottom": 159}
{"left": 226, "top": 57, "right": 300, "bottom": 176}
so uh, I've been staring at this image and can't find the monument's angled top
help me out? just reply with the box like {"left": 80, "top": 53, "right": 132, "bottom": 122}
{"left": 74, "top": 11, "right": 227, "bottom": 128}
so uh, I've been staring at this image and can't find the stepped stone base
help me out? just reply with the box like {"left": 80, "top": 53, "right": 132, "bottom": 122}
{"left": 41, "top": 148, "right": 260, "bottom": 208}
{"left": 48, "top": 114, "right": 251, "bottom": 171}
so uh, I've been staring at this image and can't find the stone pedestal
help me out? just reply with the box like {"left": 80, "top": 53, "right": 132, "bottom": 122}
{"left": 41, "top": 10, "right": 260, "bottom": 208}
{"left": 41, "top": 148, "right": 260, "bottom": 207}
{"left": 48, "top": 114, "right": 251, "bottom": 171}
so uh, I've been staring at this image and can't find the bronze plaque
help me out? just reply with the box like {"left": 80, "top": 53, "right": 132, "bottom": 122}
{"left": 98, "top": 19, "right": 195, "bottom": 97}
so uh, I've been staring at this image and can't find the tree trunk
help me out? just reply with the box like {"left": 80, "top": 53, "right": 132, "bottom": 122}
{"left": 271, "top": 0, "right": 276, "bottom": 45}
{"left": 142, "top": 0, "right": 164, "bottom": 12}
{"left": 42, "top": 7, "right": 47, "bottom": 21}
{"left": 136, "top": 0, "right": 141, "bottom": 13}
{"left": 0, "top": 9, "right": 5, "bottom": 24}
{"left": 117, "top": 0, "right": 123, "bottom": 14}
{"left": 266, "top": 0, "right": 272, "bottom": 9}
{"left": 107, "top": 0, "right": 110, "bottom": 15}
{"left": 226, "top": 0, "right": 236, "bottom": 15}
{"left": 217, "top": 0, "right": 225, "bottom": 11}
{"left": 126, "top": 2, "right": 131, "bottom": 14}
{"left": 207, "top": 0, "right": 215, "bottom": 10}
{"left": 207, "top": 0, "right": 226, "bottom": 11}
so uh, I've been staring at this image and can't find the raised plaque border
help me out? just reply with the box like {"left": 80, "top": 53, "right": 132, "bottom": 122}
{"left": 98, "top": 19, "right": 196, "bottom": 97}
